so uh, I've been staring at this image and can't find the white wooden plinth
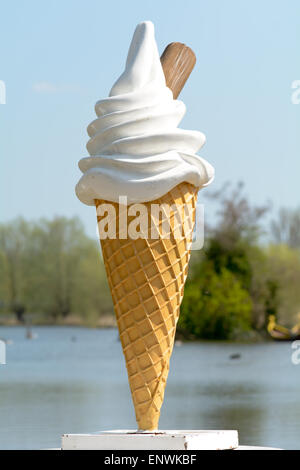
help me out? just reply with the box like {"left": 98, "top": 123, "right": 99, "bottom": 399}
{"left": 61, "top": 429, "right": 239, "bottom": 450}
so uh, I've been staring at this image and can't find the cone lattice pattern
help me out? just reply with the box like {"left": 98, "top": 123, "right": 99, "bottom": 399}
{"left": 95, "top": 182, "right": 198, "bottom": 430}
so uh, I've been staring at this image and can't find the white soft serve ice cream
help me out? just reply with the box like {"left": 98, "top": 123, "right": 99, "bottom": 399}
{"left": 76, "top": 21, "right": 214, "bottom": 205}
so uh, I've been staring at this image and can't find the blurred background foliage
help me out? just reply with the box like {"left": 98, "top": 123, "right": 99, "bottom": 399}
{"left": 0, "top": 216, "right": 113, "bottom": 327}
{"left": 178, "top": 183, "right": 300, "bottom": 339}
{"left": 1, "top": 183, "right": 300, "bottom": 340}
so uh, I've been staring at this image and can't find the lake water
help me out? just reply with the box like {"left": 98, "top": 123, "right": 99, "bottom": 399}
{"left": 0, "top": 326, "right": 299, "bottom": 450}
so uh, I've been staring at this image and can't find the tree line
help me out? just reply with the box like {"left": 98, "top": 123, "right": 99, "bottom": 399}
{"left": 0, "top": 217, "right": 112, "bottom": 325}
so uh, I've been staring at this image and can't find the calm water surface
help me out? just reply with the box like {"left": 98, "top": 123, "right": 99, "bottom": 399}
{"left": 0, "top": 326, "right": 299, "bottom": 449}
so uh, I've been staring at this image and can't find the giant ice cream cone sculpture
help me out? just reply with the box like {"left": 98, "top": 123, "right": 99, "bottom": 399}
{"left": 76, "top": 21, "right": 214, "bottom": 430}
{"left": 96, "top": 182, "right": 198, "bottom": 430}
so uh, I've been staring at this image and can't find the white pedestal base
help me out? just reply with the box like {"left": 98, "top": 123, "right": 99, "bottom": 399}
{"left": 61, "top": 430, "right": 239, "bottom": 450}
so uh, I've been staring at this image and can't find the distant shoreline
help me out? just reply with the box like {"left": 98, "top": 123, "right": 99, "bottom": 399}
{"left": 0, "top": 313, "right": 117, "bottom": 329}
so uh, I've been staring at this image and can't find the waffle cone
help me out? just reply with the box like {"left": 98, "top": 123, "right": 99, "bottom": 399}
{"left": 95, "top": 182, "right": 198, "bottom": 430}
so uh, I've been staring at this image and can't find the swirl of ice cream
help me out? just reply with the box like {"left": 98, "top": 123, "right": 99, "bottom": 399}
{"left": 76, "top": 21, "right": 214, "bottom": 205}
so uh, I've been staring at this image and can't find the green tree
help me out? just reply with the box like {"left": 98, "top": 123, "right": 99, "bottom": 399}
{"left": 180, "top": 183, "right": 278, "bottom": 338}
{"left": 26, "top": 216, "right": 112, "bottom": 322}
{"left": 0, "top": 216, "right": 113, "bottom": 325}
{"left": 0, "top": 218, "right": 30, "bottom": 322}
{"left": 179, "top": 262, "right": 252, "bottom": 340}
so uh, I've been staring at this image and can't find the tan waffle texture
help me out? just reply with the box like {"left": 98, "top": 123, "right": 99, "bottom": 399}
{"left": 95, "top": 182, "right": 198, "bottom": 430}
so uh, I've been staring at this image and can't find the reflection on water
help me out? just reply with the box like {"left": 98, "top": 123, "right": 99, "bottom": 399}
{"left": 0, "top": 326, "right": 299, "bottom": 449}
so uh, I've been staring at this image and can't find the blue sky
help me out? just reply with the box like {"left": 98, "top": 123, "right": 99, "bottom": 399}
{"left": 1, "top": 0, "right": 300, "bottom": 238}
